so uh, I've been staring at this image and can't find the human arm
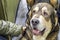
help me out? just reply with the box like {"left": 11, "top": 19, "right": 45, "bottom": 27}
{"left": 0, "top": 20, "right": 26, "bottom": 36}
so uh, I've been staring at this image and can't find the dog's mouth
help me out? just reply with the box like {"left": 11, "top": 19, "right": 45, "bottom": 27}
{"left": 32, "top": 27, "right": 46, "bottom": 35}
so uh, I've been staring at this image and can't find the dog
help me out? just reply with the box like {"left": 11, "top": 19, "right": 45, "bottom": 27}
{"left": 25, "top": 3, "right": 59, "bottom": 40}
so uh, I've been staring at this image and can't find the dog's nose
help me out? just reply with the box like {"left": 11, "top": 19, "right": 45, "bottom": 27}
{"left": 31, "top": 19, "right": 39, "bottom": 26}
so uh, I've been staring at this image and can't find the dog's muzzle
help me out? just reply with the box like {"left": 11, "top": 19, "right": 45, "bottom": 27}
{"left": 30, "top": 18, "right": 46, "bottom": 35}
{"left": 31, "top": 19, "right": 39, "bottom": 26}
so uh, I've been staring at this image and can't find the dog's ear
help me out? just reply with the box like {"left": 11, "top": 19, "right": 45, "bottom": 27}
{"left": 26, "top": 0, "right": 35, "bottom": 7}
{"left": 54, "top": 10, "right": 58, "bottom": 26}
{"left": 50, "top": 0, "right": 59, "bottom": 10}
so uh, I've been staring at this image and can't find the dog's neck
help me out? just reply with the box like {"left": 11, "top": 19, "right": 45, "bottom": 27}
{"left": 33, "top": 35, "right": 46, "bottom": 40}
{"left": 33, "top": 31, "right": 58, "bottom": 40}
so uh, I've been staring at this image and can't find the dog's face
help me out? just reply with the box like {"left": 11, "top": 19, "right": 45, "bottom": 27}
{"left": 27, "top": 3, "right": 58, "bottom": 37}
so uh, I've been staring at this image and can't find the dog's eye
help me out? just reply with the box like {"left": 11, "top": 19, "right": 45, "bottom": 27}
{"left": 43, "top": 11, "right": 49, "bottom": 17}
{"left": 44, "top": 12, "right": 48, "bottom": 16}
{"left": 32, "top": 10, "right": 36, "bottom": 13}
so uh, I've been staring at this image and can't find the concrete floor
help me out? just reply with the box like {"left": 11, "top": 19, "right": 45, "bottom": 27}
{"left": 15, "top": 0, "right": 28, "bottom": 26}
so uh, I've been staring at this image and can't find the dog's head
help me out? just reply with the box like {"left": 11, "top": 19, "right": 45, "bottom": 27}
{"left": 26, "top": 3, "right": 58, "bottom": 36}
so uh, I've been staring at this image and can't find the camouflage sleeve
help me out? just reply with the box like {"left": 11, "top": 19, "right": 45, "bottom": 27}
{"left": 0, "top": 20, "right": 24, "bottom": 36}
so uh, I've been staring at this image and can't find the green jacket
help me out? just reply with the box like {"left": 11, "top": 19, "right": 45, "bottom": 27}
{"left": 0, "top": 0, "right": 20, "bottom": 22}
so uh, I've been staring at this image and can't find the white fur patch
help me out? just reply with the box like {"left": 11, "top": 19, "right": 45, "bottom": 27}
{"left": 38, "top": 15, "right": 45, "bottom": 31}
{"left": 42, "top": 6, "right": 47, "bottom": 13}
{"left": 42, "top": 6, "right": 47, "bottom": 11}
{"left": 33, "top": 6, "right": 39, "bottom": 12}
